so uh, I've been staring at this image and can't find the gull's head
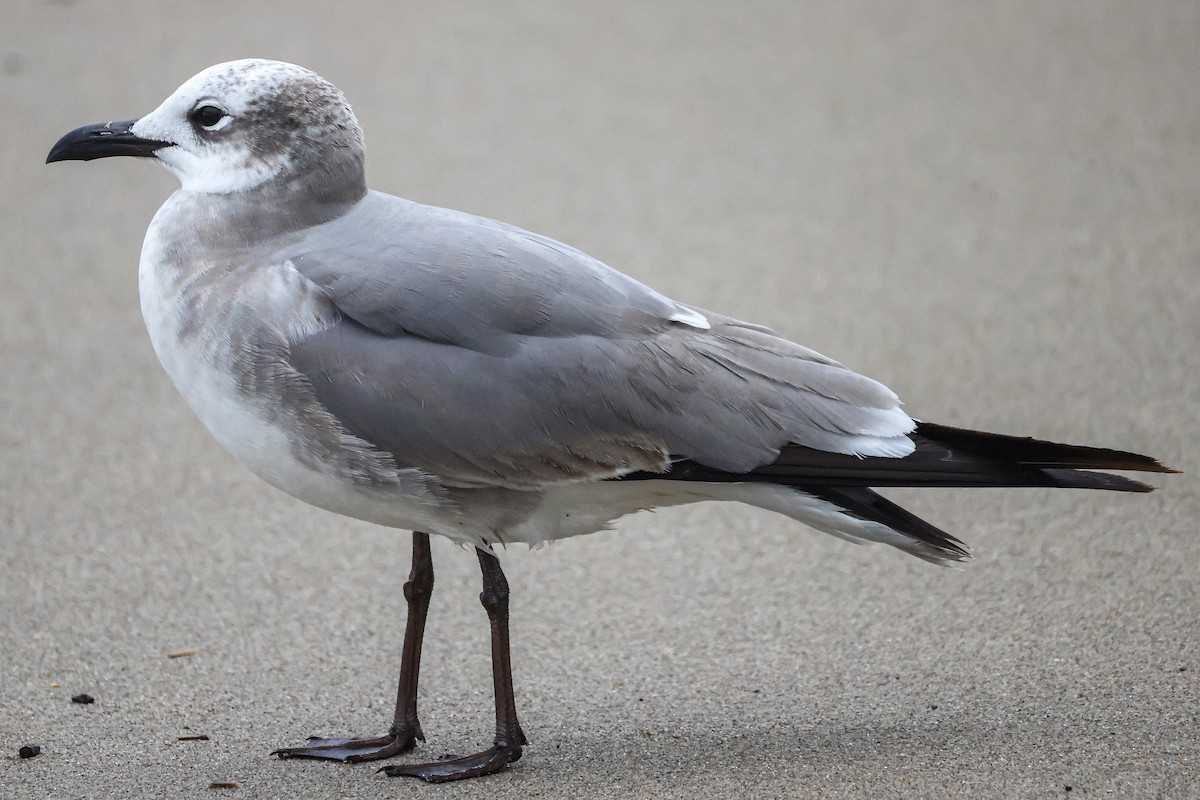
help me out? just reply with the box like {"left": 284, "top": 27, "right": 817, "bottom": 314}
{"left": 48, "top": 59, "right": 366, "bottom": 197}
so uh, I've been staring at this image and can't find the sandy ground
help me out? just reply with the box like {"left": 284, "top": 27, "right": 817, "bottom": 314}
{"left": 2, "top": 2, "right": 1197, "bottom": 798}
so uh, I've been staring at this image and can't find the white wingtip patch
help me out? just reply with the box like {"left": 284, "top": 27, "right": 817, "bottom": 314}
{"left": 856, "top": 433, "right": 917, "bottom": 458}
{"left": 670, "top": 307, "right": 710, "bottom": 330}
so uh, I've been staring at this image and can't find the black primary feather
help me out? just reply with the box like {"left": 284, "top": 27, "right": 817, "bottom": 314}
{"left": 615, "top": 422, "right": 1176, "bottom": 563}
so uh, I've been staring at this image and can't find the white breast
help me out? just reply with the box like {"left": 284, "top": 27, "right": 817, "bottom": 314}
{"left": 136, "top": 225, "right": 451, "bottom": 538}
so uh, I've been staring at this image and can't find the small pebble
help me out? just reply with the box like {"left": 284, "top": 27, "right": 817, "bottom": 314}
{"left": 18, "top": 744, "right": 41, "bottom": 759}
{"left": 71, "top": 693, "right": 95, "bottom": 705}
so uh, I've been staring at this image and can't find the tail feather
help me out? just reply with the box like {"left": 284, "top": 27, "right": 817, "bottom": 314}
{"left": 614, "top": 421, "right": 1175, "bottom": 564}
{"left": 807, "top": 485, "right": 971, "bottom": 564}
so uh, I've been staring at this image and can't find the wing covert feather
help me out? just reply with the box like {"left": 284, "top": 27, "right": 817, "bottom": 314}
{"left": 276, "top": 191, "right": 698, "bottom": 353}
{"left": 280, "top": 192, "right": 915, "bottom": 487}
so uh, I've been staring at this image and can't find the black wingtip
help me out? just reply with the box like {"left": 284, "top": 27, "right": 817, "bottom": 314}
{"left": 914, "top": 422, "right": 1176, "bottom": 474}
{"left": 1041, "top": 469, "right": 1159, "bottom": 493}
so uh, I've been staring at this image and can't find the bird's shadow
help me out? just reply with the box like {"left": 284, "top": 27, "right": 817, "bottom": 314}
{"left": 495, "top": 708, "right": 986, "bottom": 787}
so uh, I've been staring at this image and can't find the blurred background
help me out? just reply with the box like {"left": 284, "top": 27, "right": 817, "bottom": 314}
{"left": 2, "top": 3, "right": 1196, "bottom": 798}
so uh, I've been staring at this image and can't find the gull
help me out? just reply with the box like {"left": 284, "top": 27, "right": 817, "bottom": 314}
{"left": 47, "top": 59, "right": 1173, "bottom": 782}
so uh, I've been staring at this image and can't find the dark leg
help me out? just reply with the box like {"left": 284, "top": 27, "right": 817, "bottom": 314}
{"left": 273, "top": 531, "right": 434, "bottom": 762}
{"left": 381, "top": 547, "right": 526, "bottom": 783}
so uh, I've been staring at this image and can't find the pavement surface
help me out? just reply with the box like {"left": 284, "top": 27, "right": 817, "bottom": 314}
{"left": 2, "top": 2, "right": 1197, "bottom": 798}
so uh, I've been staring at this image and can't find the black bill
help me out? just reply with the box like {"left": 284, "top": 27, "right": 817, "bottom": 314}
{"left": 46, "top": 119, "right": 170, "bottom": 163}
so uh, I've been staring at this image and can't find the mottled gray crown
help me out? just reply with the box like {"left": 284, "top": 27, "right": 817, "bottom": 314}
{"left": 219, "top": 60, "right": 366, "bottom": 193}
{"left": 227, "top": 62, "right": 361, "bottom": 159}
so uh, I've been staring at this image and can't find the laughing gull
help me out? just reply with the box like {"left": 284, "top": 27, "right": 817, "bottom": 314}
{"left": 47, "top": 59, "right": 1174, "bottom": 783}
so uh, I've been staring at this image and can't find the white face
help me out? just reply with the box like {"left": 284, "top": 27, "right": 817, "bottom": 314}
{"left": 131, "top": 59, "right": 325, "bottom": 195}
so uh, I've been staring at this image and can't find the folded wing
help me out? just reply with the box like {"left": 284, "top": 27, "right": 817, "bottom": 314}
{"left": 280, "top": 193, "right": 916, "bottom": 488}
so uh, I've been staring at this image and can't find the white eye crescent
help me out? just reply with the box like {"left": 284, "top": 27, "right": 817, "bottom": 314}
{"left": 191, "top": 104, "right": 231, "bottom": 131}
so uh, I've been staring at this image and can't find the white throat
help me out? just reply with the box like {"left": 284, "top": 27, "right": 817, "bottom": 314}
{"left": 150, "top": 142, "right": 290, "bottom": 194}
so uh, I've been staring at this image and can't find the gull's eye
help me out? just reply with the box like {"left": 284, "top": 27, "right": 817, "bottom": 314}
{"left": 191, "top": 104, "right": 230, "bottom": 130}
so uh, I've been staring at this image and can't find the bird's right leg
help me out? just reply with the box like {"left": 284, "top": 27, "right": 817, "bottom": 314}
{"left": 273, "top": 530, "right": 433, "bottom": 762}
